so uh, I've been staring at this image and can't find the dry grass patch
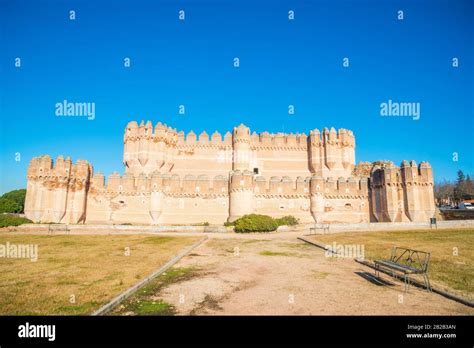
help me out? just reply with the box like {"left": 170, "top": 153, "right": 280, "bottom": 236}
{"left": 311, "top": 229, "right": 474, "bottom": 300}
{"left": 0, "top": 234, "right": 200, "bottom": 315}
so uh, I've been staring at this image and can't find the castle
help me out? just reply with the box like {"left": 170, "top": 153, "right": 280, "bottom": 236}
{"left": 24, "top": 121, "right": 436, "bottom": 225}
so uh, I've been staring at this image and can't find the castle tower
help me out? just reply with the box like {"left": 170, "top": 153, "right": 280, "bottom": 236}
{"left": 24, "top": 156, "right": 53, "bottom": 222}
{"left": 309, "top": 129, "right": 322, "bottom": 174}
{"left": 64, "top": 160, "right": 92, "bottom": 224}
{"left": 323, "top": 127, "right": 339, "bottom": 171}
{"left": 232, "top": 124, "right": 251, "bottom": 171}
{"left": 153, "top": 122, "right": 167, "bottom": 169}
{"left": 310, "top": 128, "right": 355, "bottom": 178}
{"left": 123, "top": 121, "right": 139, "bottom": 171}
{"left": 340, "top": 129, "right": 352, "bottom": 171}
{"left": 400, "top": 160, "right": 422, "bottom": 222}
{"left": 419, "top": 162, "right": 436, "bottom": 220}
{"left": 228, "top": 170, "right": 254, "bottom": 221}
{"left": 138, "top": 120, "right": 152, "bottom": 166}
{"left": 380, "top": 162, "right": 405, "bottom": 222}
{"left": 149, "top": 171, "right": 164, "bottom": 224}
{"left": 51, "top": 155, "right": 72, "bottom": 223}
{"left": 309, "top": 175, "right": 325, "bottom": 223}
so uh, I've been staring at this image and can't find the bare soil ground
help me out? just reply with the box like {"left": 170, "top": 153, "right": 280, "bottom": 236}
{"left": 148, "top": 234, "right": 473, "bottom": 315}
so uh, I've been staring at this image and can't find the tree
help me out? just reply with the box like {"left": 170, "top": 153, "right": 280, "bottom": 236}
{"left": 464, "top": 175, "right": 474, "bottom": 200}
{"left": 434, "top": 171, "right": 474, "bottom": 206}
{"left": 434, "top": 180, "right": 455, "bottom": 205}
{"left": 0, "top": 189, "right": 26, "bottom": 213}
{"left": 0, "top": 197, "right": 22, "bottom": 213}
{"left": 452, "top": 170, "right": 474, "bottom": 203}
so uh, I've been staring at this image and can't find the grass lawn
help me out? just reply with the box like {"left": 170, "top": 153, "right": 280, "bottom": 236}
{"left": 0, "top": 233, "right": 200, "bottom": 315}
{"left": 311, "top": 229, "right": 474, "bottom": 301}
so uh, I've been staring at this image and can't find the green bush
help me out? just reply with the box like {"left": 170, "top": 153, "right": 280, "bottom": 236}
{"left": 233, "top": 214, "right": 279, "bottom": 233}
{"left": 0, "top": 214, "right": 33, "bottom": 227}
{"left": 275, "top": 215, "right": 299, "bottom": 226}
{"left": 232, "top": 214, "right": 300, "bottom": 232}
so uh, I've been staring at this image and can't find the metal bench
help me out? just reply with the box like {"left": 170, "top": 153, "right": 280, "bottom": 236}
{"left": 48, "top": 224, "right": 70, "bottom": 234}
{"left": 309, "top": 223, "right": 330, "bottom": 235}
{"left": 374, "top": 247, "right": 431, "bottom": 292}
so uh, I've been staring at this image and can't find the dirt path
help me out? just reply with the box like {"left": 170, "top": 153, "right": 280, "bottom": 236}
{"left": 155, "top": 234, "right": 473, "bottom": 315}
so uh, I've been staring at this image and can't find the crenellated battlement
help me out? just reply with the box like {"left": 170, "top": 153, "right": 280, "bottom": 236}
{"left": 309, "top": 176, "right": 369, "bottom": 198}
{"left": 27, "top": 155, "right": 92, "bottom": 182}
{"left": 123, "top": 120, "right": 355, "bottom": 150}
{"left": 226, "top": 170, "right": 368, "bottom": 198}
{"left": 370, "top": 160, "right": 434, "bottom": 187}
{"left": 89, "top": 170, "right": 229, "bottom": 197}
{"left": 309, "top": 127, "right": 355, "bottom": 146}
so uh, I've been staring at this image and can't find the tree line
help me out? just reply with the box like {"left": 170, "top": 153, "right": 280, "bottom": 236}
{"left": 435, "top": 170, "right": 474, "bottom": 206}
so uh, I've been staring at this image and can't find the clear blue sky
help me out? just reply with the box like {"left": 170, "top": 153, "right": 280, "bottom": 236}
{"left": 1, "top": 0, "right": 473, "bottom": 194}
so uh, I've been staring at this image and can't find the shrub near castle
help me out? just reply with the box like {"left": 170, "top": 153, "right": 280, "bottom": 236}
{"left": 233, "top": 214, "right": 299, "bottom": 232}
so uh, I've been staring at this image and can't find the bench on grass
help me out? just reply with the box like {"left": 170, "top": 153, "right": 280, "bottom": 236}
{"left": 309, "top": 223, "right": 330, "bottom": 234}
{"left": 47, "top": 224, "right": 70, "bottom": 234}
{"left": 374, "top": 247, "right": 431, "bottom": 292}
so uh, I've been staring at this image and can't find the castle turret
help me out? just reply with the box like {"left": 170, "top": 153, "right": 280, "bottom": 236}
{"left": 382, "top": 162, "right": 403, "bottom": 222}
{"left": 339, "top": 129, "right": 352, "bottom": 170}
{"left": 154, "top": 122, "right": 167, "bottom": 168}
{"left": 309, "top": 129, "right": 322, "bottom": 174}
{"left": 137, "top": 120, "right": 152, "bottom": 166}
{"left": 65, "top": 160, "right": 91, "bottom": 224}
{"left": 310, "top": 175, "right": 325, "bottom": 223}
{"left": 149, "top": 171, "right": 164, "bottom": 223}
{"left": 308, "top": 128, "right": 355, "bottom": 178}
{"left": 24, "top": 156, "right": 53, "bottom": 222}
{"left": 228, "top": 170, "right": 254, "bottom": 221}
{"left": 25, "top": 156, "right": 92, "bottom": 224}
{"left": 51, "top": 155, "right": 72, "bottom": 223}
{"left": 401, "top": 160, "right": 422, "bottom": 222}
{"left": 232, "top": 124, "right": 251, "bottom": 171}
{"left": 419, "top": 162, "right": 435, "bottom": 220}
{"left": 123, "top": 121, "right": 139, "bottom": 169}
{"left": 324, "top": 127, "right": 338, "bottom": 171}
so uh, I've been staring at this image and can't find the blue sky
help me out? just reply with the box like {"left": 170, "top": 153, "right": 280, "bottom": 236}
{"left": 1, "top": 0, "right": 473, "bottom": 194}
